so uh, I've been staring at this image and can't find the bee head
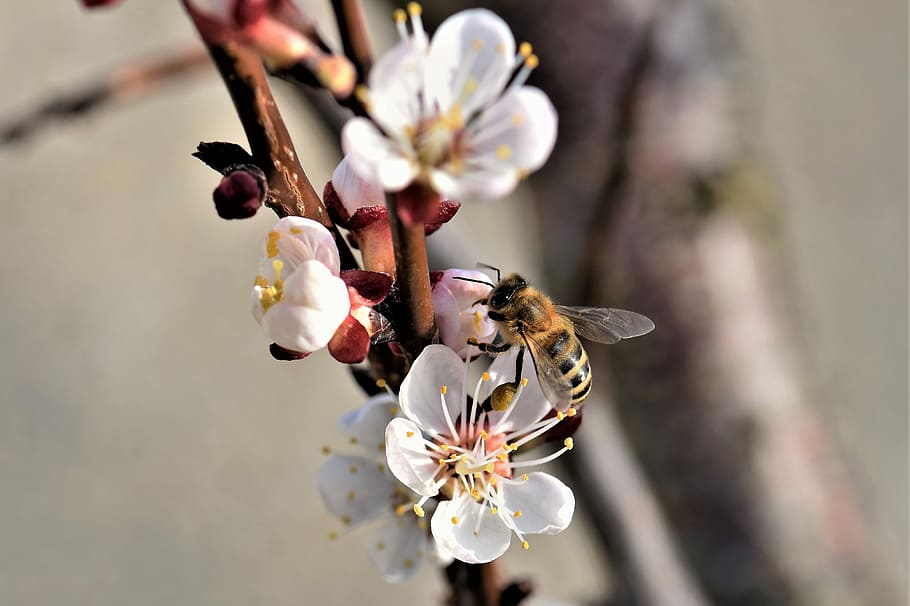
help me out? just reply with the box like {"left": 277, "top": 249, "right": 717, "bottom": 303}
{"left": 487, "top": 273, "right": 528, "bottom": 312}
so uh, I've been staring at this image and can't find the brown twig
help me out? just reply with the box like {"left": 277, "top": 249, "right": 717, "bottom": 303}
{"left": 1, "top": 45, "right": 210, "bottom": 145}
{"left": 385, "top": 190, "right": 437, "bottom": 357}
{"left": 445, "top": 561, "right": 506, "bottom": 606}
{"left": 330, "top": 0, "right": 373, "bottom": 83}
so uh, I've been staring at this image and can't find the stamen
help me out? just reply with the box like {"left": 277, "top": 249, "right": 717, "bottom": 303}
{"left": 439, "top": 388, "right": 460, "bottom": 442}
{"left": 393, "top": 8, "right": 408, "bottom": 40}
{"left": 407, "top": 2, "right": 427, "bottom": 49}
{"left": 506, "top": 54, "right": 539, "bottom": 96}
{"left": 413, "top": 503, "right": 425, "bottom": 517}
{"left": 506, "top": 442, "right": 572, "bottom": 469}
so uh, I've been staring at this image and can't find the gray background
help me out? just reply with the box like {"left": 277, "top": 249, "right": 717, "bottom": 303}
{"left": 0, "top": 1, "right": 905, "bottom": 604}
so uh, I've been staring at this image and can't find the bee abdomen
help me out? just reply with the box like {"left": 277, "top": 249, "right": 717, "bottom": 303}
{"left": 554, "top": 338, "right": 592, "bottom": 405}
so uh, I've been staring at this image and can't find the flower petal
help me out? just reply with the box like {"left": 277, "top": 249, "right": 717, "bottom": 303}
{"left": 424, "top": 9, "right": 515, "bottom": 117}
{"left": 261, "top": 261, "right": 350, "bottom": 352}
{"left": 499, "top": 472, "right": 575, "bottom": 535}
{"left": 367, "top": 39, "right": 426, "bottom": 135}
{"left": 385, "top": 418, "right": 442, "bottom": 497}
{"left": 482, "top": 348, "right": 551, "bottom": 433}
{"left": 317, "top": 454, "right": 395, "bottom": 526}
{"left": 259, "top": 216, "right": 340, "bottom": 277}
{"left": 330, "top": 155, "right": 386, "bottom": 221}
{"left": 431, "top": 493, "right": 511, "bottom": 564}
{"left": 338, "top": 393, "right": 399, "bottom": 453}
{"left": 398, "top": 344, "right": 466, "bottom": 437}
{"left": 366, "top": 515, "right": 429, "bottom": 583}
{"left": 342, "top": 118, "right": 418, "bottom": 192}
{"left": 461, "top": 86, "right": 558, "bottom": 189}
{"left": 431, "top": 167, "right": 519, "bottom": 200}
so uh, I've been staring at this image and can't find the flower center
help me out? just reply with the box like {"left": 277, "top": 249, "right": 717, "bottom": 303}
{"left": 256, "top": 259, "right": 285, "bottom": 312}
{"left": 413, "top": 107, "right": 464, "bottom": 168}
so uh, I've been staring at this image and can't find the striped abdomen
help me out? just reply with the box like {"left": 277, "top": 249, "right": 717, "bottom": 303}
{"left": 550, "top": 331, "right": 592, "bottom": 405}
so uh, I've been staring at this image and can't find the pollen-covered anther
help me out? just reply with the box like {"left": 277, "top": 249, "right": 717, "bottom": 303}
{"left": 375, "top": 378, "right": 387, "bottom": 388}
{"left": 440, "top": 385, "right": 448, "bottom": 395}
{"left": 349, "top": 436, "right": 358, "bottom": 444}
{"left": 496, "top": 145, "right": 512, "bottom": 160}
{"left": 564, "top": 437, "right": 574, "bottom": 450}
{"left": 513, "top": 510, "right": 523, "bottom": 518}
{"left": 407, "top": 2, "right": 421, "bottom": 16}
{"left": 479, "top": 430, "right": 489, "bottom": 440}
{"left": 406, "top": 431, "right": 415, "bottom": 438}
{"left": 521, "top": 473, "right": 529, "bottom": 481}
{"left": 451, "top": 516, "right": 459, "bottom": 525}
{"left": 556, "top": 411, "right": 565, "bottom": 421}
{"left": 481, "top": 372, "right": 490, "bottom": 382}
{"left": 328, "top": 531, "right": 338, "bottom": 540}
{"left": 393, "top": 8, "right": 406, "bottom": 23}
{"left": 519, "top": 41, "right": 532, "bottom": 57}
{"left": 520, "top": 377, "right": 528, "bottom": 387}
{"left": 566, "top": 407, "right": 578, "bottom": 417}
{"left": 413, "top": 504, "right": 425, "bottom": 517}
{"left": 526, "top": 54, "right": 539, "bottom": 69}
{"left": 321, "top": 445, "right": 331, "bottom": 455}
{"left": 521, "top": 540, "right": 530, "bottom": 550}
{"left": 496, "top": 452, "right": 508, "bottom": 462}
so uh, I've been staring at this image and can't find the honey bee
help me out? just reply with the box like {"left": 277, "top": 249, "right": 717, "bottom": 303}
{"left": 460, "top": 269, "right": 655, "bottom": 411}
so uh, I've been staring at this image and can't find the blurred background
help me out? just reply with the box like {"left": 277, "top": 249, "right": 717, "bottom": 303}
{"left": 0, "top": 1, "right": 905, "bottom": 605}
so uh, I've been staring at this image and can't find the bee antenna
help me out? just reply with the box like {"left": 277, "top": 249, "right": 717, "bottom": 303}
{"left": 454, "top": 276, "right": 496, "bottom": 288}
{"left": 475, "top": 262, "right": 501, "bottom": 282}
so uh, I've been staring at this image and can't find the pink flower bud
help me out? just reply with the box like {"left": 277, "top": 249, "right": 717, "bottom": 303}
{"left": 431, "top": 269, "right": 497, "bottom": 359}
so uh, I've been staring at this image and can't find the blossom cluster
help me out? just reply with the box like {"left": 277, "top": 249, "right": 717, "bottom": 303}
{"left": 239, "top": 2, "right": 575, "bottom": 583}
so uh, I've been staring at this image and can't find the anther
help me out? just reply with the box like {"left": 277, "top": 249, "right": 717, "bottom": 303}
{"left": 519, "top": 42, "right": 532, "bottom": 57}
{"left": 321, "top": 446, "right": 331, "bottom": 455}
{"left": 451, "top": 516, "right": 459, "bottom": 525}
{"left": 347, "top": 490, "right": 356, "bottom": 502}
{"left": 482, "top": 372, "right": 490, "bottom": 382}
{"left": 406, "top": 431, "right": 415, "bottom": 438}
{"left": 349, "top": 465, "right": 358, "bottom": 474}
{"left": 526, "top": 54, "right": 539, "bottom": 69}
{"left": 413, "top": 504, "right": 425, "bottom": 517}
{"left": 393, "top": 8, "right": 406, "bottom": 23}
{"left": 556, "top": 411, "right": 565, "bottom": 421}
{"left": 564, "top": 437, "right": 574, "bottom": 450}
{"left": 407, "top": 2, "right": 421, "bottom": 15}
{"left": 440, "top": 385, "right": 448, "bottom": 395}
{"left": 491, "top": 507, "right": 498, "bottom": 514}
{"left": 513, "top": 510, "right": 522, "bottom": 518}
{"left": 375, "top": 378, "right": 387, "bottom": 388}
{"left": 349, "top": 436, "right": 357, "bottom": 444}
{"left": 521, "top": 473, "right": 528, "bottom": 481}
{"left": 521, "top": 540, "right": 530, "bottom": 550}
{"left": 566, "top": 407, "right": 578, "bottom": 417}
{"left": 520, "top": 377, "right": 528, "bottom": 387}
{"left": 328, "top": 531, "right": 338, "bottom": 540}
{"left": 376, "top": 541, "right": 385, "bottom": 550}
{"left": 479, "top": 430, "right": 489, "bottom": 440}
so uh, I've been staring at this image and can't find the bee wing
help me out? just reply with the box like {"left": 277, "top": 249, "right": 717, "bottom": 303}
{"left": 522, "top": 333, "right": 574, "bottom": 411}
{"left": 553, "top": 305, "right": 655, "bottom": 344}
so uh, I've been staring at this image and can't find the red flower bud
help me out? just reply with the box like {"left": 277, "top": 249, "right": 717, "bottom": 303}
{"left": 213, "top": 165, "right": 266, "bottom": 219}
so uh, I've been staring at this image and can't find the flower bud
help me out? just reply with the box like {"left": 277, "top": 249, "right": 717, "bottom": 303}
{"left": 213, "top": 165, "right": 266, "bottom": 219}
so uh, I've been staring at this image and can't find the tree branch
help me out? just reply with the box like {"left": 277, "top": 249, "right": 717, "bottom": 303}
{"left": 330, "top": 0, "right": 373, "bottom": 82}
{"left": 1, "top": 45, "right": 210, "bottom": 145}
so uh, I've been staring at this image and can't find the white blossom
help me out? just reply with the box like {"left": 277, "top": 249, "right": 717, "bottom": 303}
{"left": 385, "top": 345, "right": 576, "bottom": 564}
{"left": 331, "top": 155, "right": 386, "bottom": 218}
{"left": 318, "top": 394, "right": 449, "bottom": 582}
{"left": 342, "top": 5, "right": 558, "bottom": 199}
{"left": 432, "top": 269, "right": 497, "bottom": 358}
{"left": 251, "top": 217, "right": 349, "bottom": 354}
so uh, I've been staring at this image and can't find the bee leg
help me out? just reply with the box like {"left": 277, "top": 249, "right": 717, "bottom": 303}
{"left": 466, "top": 338, "right": 511, "bottom": 354}
{"left": 513, "top": 346, "right": 526, "bottom": 384}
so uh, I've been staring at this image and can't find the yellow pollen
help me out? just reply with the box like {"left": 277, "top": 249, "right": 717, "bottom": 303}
{"left": 393, "top": 8, "right": 406, "bottom": 23}
{"left": 389, "top": 406, "right": 399, "bottom": 415}
{"left": 511, "top": 112, "right": 524, "bottom": 126}
{"left": 403, "top": 559, "right": 414, "bottom": 569}
{"left": 253, "top": 275, "right": 269, "bottom": 288}
{"left": 289, "top": 227, "right": 302, "bottom": 235}
{"left": 520, "top": 377, "right": 529, "bottom": 387}
{"left": 485, "top": 462, "right": 495, "bottom": 473}
{"left": 440, "top": 385, "right": 448, "bottom": 395}
{"left": 413, "top": 504, "right": 425, "bottom": 518}
{"left": 349, "top": 465, "right": 358, "bottom": 474}
{"left": 473, "top": 310, "right": 483, "bottom": 332}
{"left": 438, "top": 458, "right": 446, "bottom": 466}
{"left": 406, "top": 431, "right": 415, "bottom": 438}
{"left": 328, "top": 531, "right": 338, "bottom": 540}
{"left": 472, "top": 472, "right": 481, "bottom": 479}
{"left": 349, "top": 436, "right": 357, "bottom": 444}
{"left": 479, "top": 430, "right": 489, "bottom": 440}
{"left": 526, "top": 54, "right": 539, "bottom": 69}
{"left": 567, "top": 407, "right": 578, "bottom": 417}
{"left": 556, "top": 411, "right": 565, "bottom": 421}
{"left": 354, "top": 84, "right": 370, "bottom": 103}
{"left": 496, "top": 42, "right": 506, "bottom": 54}
{"left": 490, "top": 507, "right": 498, "bottom": 514}
{"left": 513, "top": 510, "right": 523, "bottom": 518}
{"left": 496, "top": 144, "right": 512, "bottom": 160}
{"left": 340, "top": 516, "right": 352, "bottom": 526}
{"left": 451, "top": 516, "right": 459, "bottom": 525}
{"left": 440, "top": 444, "right": 449, "bottom": 452}
{"left": 496, "top": 452, "right": 508, "bottom": 462}
{"left": 489, "top": 477, "right": 497, "bottom": 486}
{"left": 375, "top": 378, "right": 387, "bottom": 388}
{"left": 471, "top": 488, "right": 480, "bottom": 499}
{"left": 482, "top": 372, "right": 490, "bottom": 382}
{"left": 321, "top": 446, "right": 331, "bottom": 455}
{"left": 507, "top": 443, "right": 518, "bottom": 452}
{"left": 395, "top": 504, "right": 408, "bottom": 516}
{"left": 522, "top": 540, "right": 530, "bottom": 550}
{"left": 471, "top": 38, "right": 483, "bottom": 51}
{"left": 519, "top": 42, "right": 532, "bottom": 57}
{"left": 521, "top": 473, "right": 529, "bottom": 481}
{"left": 376, "top": 541, "right": 385, "bottom": 551}
{"left": 347, "top": 490, "right": 356, "bottom": 502}
{"left": 564, "top": 437, "right": 575, "bottom": 450}
{"left": 266, "top": 231, "right": 281, "bottom": 258}
{"left": 407, "top": 2, "right": 421, "bottom": 16}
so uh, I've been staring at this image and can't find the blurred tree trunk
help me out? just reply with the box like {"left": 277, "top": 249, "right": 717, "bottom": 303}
{"left": 429, "top": 0, "right": 901, "bottom": 604}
